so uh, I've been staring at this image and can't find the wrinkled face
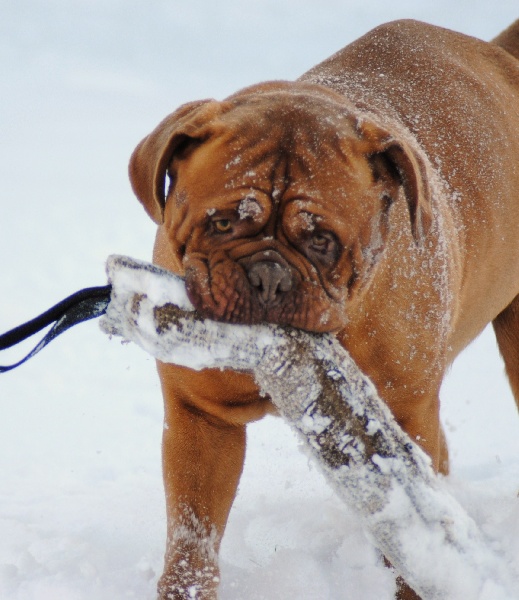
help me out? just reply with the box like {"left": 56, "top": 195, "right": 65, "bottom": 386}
{"left": 162, "top": 100, "right": 396, "bottom": 332}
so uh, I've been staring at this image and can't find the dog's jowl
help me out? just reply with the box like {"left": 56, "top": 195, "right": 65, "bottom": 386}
{"left": 129, "top": 19, "right": 519, "bottom": 600}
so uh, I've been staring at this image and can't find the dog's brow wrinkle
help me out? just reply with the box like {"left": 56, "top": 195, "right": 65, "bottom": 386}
{"left": 238, "top": 197, "right": 262, "bottom": 220}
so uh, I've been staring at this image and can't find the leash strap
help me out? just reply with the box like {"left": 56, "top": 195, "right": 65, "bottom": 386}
{"left": 0, "top": 285, "right": 112, "bottom": 373}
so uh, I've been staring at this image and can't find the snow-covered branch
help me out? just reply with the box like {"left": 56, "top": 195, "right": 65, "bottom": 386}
{"left": 101, "top": 255, "right": 518, "bottom": 600}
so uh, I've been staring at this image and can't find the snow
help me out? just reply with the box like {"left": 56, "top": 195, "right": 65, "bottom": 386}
{"left": 1, "top": 2, "right": 519, "bottom": 599}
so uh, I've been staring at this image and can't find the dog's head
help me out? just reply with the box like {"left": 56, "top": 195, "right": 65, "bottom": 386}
{"left": 130, "top": 82, "right": 431, "bottom": 332}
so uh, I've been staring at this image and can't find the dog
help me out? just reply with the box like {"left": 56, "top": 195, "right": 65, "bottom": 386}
{"left": 128, "top": 19, "right": 519, "bottom": 600}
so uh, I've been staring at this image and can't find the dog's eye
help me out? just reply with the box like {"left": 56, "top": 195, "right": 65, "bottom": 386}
{"left": 304, "top": 231, "right": 340, "bottom": 267}
{"left": 311, "top": 234, "right": 329, "bottom": 248}
{"left": 213, "top": 219, "right": 233, "bottom": 233}
{"left": 310, "top": 232, "right": 334, "bottom": 253}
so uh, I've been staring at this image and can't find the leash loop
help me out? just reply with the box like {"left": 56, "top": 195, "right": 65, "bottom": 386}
{"left": 0, "top": 285, "right": 112, "bottom": 373}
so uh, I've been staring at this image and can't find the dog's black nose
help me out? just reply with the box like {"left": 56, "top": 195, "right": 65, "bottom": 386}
{"left": 247, "top": 261, "right": 293, "bottom": 304}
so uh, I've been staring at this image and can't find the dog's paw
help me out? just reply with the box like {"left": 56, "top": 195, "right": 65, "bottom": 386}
{"left": 157, "top": 560, "right": 220, "bottom": 600}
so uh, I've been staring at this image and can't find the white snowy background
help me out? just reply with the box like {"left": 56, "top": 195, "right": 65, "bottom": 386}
{"left": 1, "top": 1, "right": 519, "bottom": 599}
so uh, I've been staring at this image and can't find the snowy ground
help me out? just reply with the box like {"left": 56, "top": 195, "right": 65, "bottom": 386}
{"left": 1, "top": 2, "right": 519, "bottom": 599}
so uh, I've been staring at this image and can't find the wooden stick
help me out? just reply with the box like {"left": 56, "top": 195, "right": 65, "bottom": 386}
{"left": 101, "top": 254, "right": 517, "bottom": 599}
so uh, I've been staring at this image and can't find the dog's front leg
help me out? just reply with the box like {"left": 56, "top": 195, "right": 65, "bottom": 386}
{"left": 156, "top": 362, "right": 261, "bottom": 600}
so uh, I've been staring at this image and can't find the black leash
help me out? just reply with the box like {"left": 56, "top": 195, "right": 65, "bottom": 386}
{"left": 0, "top": 285, "right": 112, "bottom": 373}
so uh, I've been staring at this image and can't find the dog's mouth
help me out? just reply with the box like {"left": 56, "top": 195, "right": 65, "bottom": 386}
{"left": 184, "top": 249, "right": 345, "bottom": 332}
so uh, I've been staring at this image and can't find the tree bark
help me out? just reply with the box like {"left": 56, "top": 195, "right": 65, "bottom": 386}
{"left": 101, "top": 254, "right": 517, "bottom": 600}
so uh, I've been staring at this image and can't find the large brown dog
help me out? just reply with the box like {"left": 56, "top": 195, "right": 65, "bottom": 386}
{"left": 129, "top": 19, "right": 519, "bottom": 600}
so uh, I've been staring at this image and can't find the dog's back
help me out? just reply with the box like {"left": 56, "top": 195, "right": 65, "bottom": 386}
{"left": 493, "top": 19, "right": 519, "bottom": 59}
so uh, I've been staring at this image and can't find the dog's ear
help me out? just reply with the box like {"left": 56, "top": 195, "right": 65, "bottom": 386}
{"left": 129, "top": 100, "right": 223, "bottom": 223}
{"left": 356, "top": 118, "right": 432, "bottom": 245}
